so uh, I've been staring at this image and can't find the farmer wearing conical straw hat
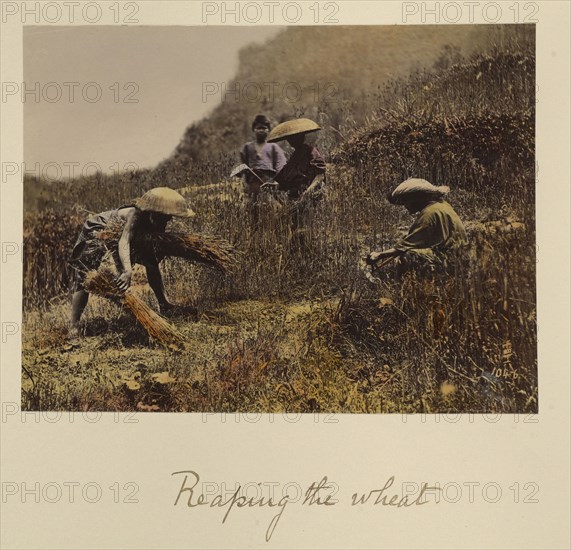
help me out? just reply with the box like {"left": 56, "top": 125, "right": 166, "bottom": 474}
{"left": 69, "top": 187, "right": 195, "bottom": 337}
{"left": 262, "top": 118, "right": 326, "bottom": 200}
{"left": 366, "top": 178, "right": 467, "bottom": 273}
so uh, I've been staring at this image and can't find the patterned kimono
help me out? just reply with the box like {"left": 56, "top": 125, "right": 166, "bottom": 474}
{"left": 240, "top": 141, "right": 287, "bottom": 197}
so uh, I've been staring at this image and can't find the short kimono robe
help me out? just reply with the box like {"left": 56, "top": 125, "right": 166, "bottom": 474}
{"left": 274, "top": 144, "right": 326, "bottom": 199}
{"left": 394, "top": 201, "right": 468, "bottom": 265}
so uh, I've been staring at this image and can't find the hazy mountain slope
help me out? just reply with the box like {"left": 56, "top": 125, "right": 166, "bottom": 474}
{"left": 160, "top": 25, "right": 501, "bottom": 170}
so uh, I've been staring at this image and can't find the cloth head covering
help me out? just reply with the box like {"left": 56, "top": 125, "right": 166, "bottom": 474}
{"left": 135, "top": 187, "right": 195, "bottom": 217}
{"left": 388, "top": 178, "right": 450, "bottom": 205}
{"left": 267, "top": 118, "right": 321, "bottom": 143}
{"left": 252, "top": 114, "right": 272, "bottom": 130}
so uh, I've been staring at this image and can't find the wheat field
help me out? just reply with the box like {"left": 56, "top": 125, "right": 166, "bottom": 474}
{"left": 22, "top": 30, "right": 537, "bottom": 413}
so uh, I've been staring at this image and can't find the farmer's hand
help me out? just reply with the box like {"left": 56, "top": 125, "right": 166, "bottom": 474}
{"left": 366, "top": 251, "right": 383, "bottom": 265}
{"left": 366, "top": 249, "right": 399, "bottom": 266}
{"left": 116, "top": 270, "right": 132, "bottom": 291}
{"left": 260, "top": 181, "right": 278, "bottom": 190}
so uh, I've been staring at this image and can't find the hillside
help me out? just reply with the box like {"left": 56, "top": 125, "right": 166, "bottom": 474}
{"left": 156, "top": 24, "right": 519, "bottom": 182}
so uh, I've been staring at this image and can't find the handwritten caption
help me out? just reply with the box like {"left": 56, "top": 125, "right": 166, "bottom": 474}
{"left": 172, "top": 470, "right": 436, "bottom": 542}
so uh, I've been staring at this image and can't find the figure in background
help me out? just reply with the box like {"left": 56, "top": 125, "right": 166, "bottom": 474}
{"left": 263, "top": 118, "right": 326, "bottom": 201}
{"left": 240, "top": 114, "right": 287, "bottom": 202}
{"left": 366, "top": 178, "right": 468, "bottom": 275}
{"left": 261, "top": 118, "right": 326, "bottom": 249}
{"left": 69, "top": 187, "right": 195, "bottom": 337}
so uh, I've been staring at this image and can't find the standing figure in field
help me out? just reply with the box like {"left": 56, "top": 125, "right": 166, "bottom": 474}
{"left": 263, "top": 118, "right": 326, "bottom": 200}
{"left": 366, "top": 178, "right": 468, "bottom": 274}
{"left": 69, "top": 187, "right": 195, "bottom": 337}
{"left": 261, "top": 118, "right": 326, "bottom": 249}
{"left": 240, "top": 114, "right": 287, "bottom": 202}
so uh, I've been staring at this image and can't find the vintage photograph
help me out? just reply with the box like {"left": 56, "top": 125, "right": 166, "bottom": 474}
{"left": 22, "top": 24, "right": 537, "bottom": 413}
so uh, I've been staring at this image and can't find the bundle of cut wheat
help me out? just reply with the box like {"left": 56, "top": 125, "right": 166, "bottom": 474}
{"left": 84, "top": 267, "right": 185, "bottom": 351}
{"left": 96, "top": 220, "right": 239, "bottom": 273}
{"left": 145, "top": 232, "right": 239, "bottom": 273}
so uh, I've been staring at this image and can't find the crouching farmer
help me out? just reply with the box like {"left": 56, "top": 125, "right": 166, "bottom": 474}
{"left": 366, "top": 178, "right": 468, "bottom": 275}
{"left": 69, "top": 187, "right": 195, "bottom": 337}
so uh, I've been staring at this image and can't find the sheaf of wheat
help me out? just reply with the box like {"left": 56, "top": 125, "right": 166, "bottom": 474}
{"left": 84, "top": 267, "right": 185, "bottom": 351}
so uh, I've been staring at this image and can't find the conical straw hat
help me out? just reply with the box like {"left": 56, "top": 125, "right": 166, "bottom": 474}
{"left": 389, "top": 178, "right": 450, "bottom": 205}
{"left": 267, "top": 118, "right": 321, "bottom": 143}
{"left": 135, "top": 187, "right": 195, "bottom": 217}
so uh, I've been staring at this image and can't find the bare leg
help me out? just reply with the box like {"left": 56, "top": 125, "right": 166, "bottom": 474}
{"left": 71, "top": 289, "right": 89, "bottom": 332}
{"left": 145, "top": 264, "right": 171, "bottom": 312}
